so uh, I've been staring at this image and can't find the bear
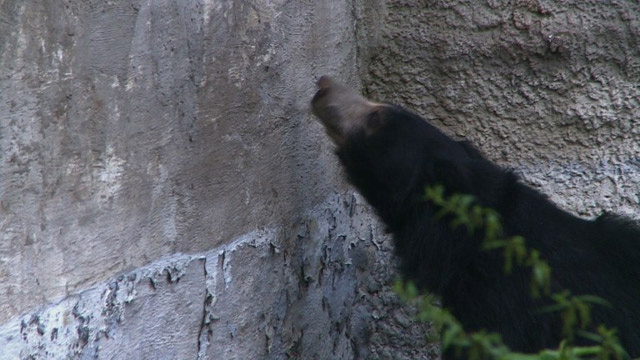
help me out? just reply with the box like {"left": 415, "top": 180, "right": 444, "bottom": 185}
{"left": 310, "top": 75, "right": 640, "bottom": 358}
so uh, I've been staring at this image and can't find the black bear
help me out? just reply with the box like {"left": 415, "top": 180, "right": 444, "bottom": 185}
{"left": 310, "top": 75, "right": 640, "bottom": 358}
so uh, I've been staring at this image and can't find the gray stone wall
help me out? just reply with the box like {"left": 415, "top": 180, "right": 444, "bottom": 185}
{"left": 0, "top": 1, "right": 432, "bottom": 358}
{"left": 0, "top": 194, "right": 433, "bottom": 359}
{"left": 0, "top": 0, "right": 353, "bottom": 323}
{"left": 1, "top": 0, "right": 638, "bottom": 359}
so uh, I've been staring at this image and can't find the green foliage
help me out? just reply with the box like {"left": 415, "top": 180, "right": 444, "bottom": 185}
{"left": 424, "top": 185, "right": 551, "bottom": 297}
{"left": 540, "top": 291, "right": 612, "bottom": 341}
{"left": 393, "top": 185, "right": 629, "bottom": 360}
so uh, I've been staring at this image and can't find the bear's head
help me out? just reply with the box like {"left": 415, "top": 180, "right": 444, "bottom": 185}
{"left": 311, "top": 76, "right": 475, "bottom": 207}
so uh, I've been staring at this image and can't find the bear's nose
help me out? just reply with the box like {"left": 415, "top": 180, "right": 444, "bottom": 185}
{"left": 317, "top": 75, "right": 335, "bottom": 89}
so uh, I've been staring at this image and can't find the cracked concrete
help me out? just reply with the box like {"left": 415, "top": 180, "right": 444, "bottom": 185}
{"left": 0, "top": 193, "right": 435, "bottom": 359}
{"left": 1, "top": 253, "right": 205, "bottom": 359}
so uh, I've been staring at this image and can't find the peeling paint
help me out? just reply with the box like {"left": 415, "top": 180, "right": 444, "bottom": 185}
{"left": 0, "top": 195, "right": 433, "bottom": 359}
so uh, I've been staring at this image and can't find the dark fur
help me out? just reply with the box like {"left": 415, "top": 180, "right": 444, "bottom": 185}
{"left": 336, "top": 105, "right": 640, "bottom": 357}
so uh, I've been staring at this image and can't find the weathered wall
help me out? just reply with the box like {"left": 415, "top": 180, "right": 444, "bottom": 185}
{"left": 1, "top": 0, "right": 639, "bottom": 359}
{"left": 0, "top": 0, "right": 350, "bottom": 321}
{"left": 0, "top": 194, "right": 435, "bottom": 359}
{"left": 0, "top": 1, "right": 432, "bottom": 359}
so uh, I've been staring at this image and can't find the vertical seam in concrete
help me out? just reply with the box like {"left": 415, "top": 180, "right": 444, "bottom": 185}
{"left": 197, "top": 256, "right": 210, "bottom": 360}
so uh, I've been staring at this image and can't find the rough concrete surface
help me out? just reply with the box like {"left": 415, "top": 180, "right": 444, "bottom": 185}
{"left": 1, "top": 0, "right": 639, "bottom": 359}
{"left": 0, "top": 0, "right": 357, "bottom": 324}
{"left": 360, "top": 0, "right": 640, "bottom": 219}
{"left": 0, "top": 194, "right": 435, "bottom": 359}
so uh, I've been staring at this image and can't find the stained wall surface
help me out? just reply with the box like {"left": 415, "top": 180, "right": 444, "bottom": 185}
{"left": 0, "top": 0, "right": 355, "bottom": 324}
{"left": 1, "top": 0, "right": 639, "bottom": 359}
{"left": 0, "top": 1, "right": 432, "bottom": 358}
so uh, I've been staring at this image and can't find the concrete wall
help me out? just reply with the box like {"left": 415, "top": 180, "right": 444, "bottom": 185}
{"left": 0, "top": 1, "right": 432, "bottom": 359}
{"left": 0, "top": 0, "right": 350, "bottom": 320}
{"left": 1, "top": 0, "right": 638, "bottom": 359}
{"left": 0, "top": 194, "right": 435, "bottom": 359}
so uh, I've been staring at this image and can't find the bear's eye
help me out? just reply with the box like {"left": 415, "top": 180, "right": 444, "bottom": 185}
{"left": 365, "top": 110, "right": 383, "bottom": 131}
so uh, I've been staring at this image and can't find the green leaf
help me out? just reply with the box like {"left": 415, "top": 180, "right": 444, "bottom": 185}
{"left": 482, "top": 240, "right": 508, "bottom": 250}
{"left": 577, "top": 295, "right": 612, "bottom": 308}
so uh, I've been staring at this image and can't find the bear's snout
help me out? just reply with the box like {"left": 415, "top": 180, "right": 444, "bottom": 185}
{"left": 316, "top": 75, "right": 335, "bottom": 90}
{"left": 311, "top": 75, "right": 382, "bottom": 145}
